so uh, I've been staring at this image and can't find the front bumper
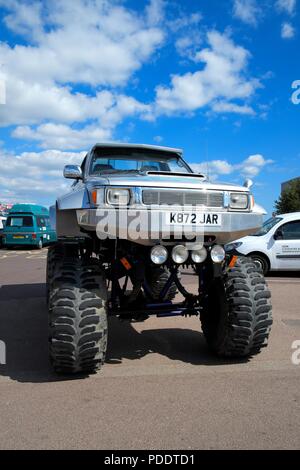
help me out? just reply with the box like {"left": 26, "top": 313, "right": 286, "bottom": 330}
{"left": 76, "top": 208, "right": 263, "bottom": 245}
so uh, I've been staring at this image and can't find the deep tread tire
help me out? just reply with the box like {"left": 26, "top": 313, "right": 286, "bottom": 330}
{"left": 48, "top": 255, "right": 108, "bottom": 374}
{"left": 147, "top": 267, "right": 178, "bottom": 300}
{"left": 200, "top": 257, "right": 273, "bottom": 357}
{"left": 46, "top": 243, "right": 65, "bottom": 305}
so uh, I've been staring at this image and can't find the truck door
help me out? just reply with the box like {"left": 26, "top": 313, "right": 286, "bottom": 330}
{"left": 273, "top": 219, "right": 300, "bottom": 271}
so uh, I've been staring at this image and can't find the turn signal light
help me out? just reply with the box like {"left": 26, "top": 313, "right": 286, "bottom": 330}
{"left": 91, "top": 189, "right": 97, "bottom": 204}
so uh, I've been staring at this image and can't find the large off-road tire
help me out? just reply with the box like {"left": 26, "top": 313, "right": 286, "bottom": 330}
{"left": 147, "top": 267, "right": 178, "bottom": 301}
{"left": 200, "top": 257, "right": 273, "bottom": 358}
{"left": 48, "top": 254, "right": 108, "bottom": 374}
{"left": 46, "top": 243, "right": 64, "bottom": 305}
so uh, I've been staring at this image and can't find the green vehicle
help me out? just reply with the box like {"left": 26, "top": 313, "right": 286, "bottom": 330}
{"left": 3, "top": 204, "right": 57, "bottom": 249}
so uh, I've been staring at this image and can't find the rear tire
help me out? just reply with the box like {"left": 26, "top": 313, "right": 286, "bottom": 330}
{"left": 48, "top": 253, "right": 108, "bottom": 374}
{"left": 200, "top": 257, "right": 273, "bottom": 358}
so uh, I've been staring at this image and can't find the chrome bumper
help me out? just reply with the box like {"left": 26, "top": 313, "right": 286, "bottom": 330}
{"left": 76, "top": 208, "right": 263, "bottom": 245}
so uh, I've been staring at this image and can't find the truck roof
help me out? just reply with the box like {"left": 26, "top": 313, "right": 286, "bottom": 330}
{"left": 91, "top": 142, "right": 183, "bottom": 156}
{"left": 9, "top": 204, "right": 49, "bottom": 215}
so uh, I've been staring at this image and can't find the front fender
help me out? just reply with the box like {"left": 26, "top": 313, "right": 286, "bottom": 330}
{"left": 56, "top": 186, "right": 91, "bottom": 210}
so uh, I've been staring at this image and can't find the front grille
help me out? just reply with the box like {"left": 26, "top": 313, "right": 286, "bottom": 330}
{"left": 142, "top": 190, "right": 224, "bottom": 207}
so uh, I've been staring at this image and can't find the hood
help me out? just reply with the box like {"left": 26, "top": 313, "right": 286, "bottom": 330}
{"left": 86, "top": 172, "right": 249, "bottom": 192}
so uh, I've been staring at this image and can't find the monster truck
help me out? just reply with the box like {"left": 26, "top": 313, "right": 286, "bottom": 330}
{"left": 47, "top": 143, "right": 272, "bottom": 374}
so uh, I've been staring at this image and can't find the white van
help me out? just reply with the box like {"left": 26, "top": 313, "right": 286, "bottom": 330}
{"left": 226, "top": 212, "right": 300, "bottom": 274}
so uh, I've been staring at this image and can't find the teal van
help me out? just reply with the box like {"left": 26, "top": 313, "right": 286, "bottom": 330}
{"left": 3, "top": 204, "right": 57, "bottom": 249}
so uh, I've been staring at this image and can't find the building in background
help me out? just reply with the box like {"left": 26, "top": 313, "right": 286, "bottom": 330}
{"left": 281, "top": 177, "right": 300, "bottom": 193}
{"left": 0, "top": 203, "right": 13, "bottom": 216}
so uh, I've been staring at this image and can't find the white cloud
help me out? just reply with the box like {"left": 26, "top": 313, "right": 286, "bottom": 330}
{"left": 0, "top": 0, "right": 164, "bottom": 88}
{"left": 175, "top": 32, "right": 203, "bottom": 59}
{"left": 0, "top": 149, "right": 85, "bottom": 204}
{"left": 10, "top": 94, "right": 152, "bottom": 150}
{"left": 233, "top": 0, "right": 262, "bottom": 26}
{"left": 276, "top": 0, "right": 297, "bottom": 15}
{"left": 211, "top": 101, "right": 255, "bottom": 115}
{"left": 146, "top": 0, "right": 165, "bottom": 26}
{"left": 167, "top": 12, "right": 202, "bottom": 33}
{"left": 155, "top": 31, "right": 259, "bottom": 116}
{"left": 192, "top": 160, "right": 234, "bottom": 176}
{"left": 237, "top": 154, "right": 273, "bottom": 177}
{"left": 281, "top": 22, "right": 295, "bottom": 38}
{"left": 0, "top": 0, "right": 44, "bottom": 41}
{"left": 12, "top": 123, "right": 112, "bottom": 151}
{"left": 191, "top": 154, "right": 273, "bottom": 180}
{"left": 0, "top": 0, "right": 164, "bottom": 137}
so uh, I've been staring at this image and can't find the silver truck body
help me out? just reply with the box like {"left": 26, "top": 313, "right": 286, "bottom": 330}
{"left": 54, "top": 143, "right": 265, "bottom": 245}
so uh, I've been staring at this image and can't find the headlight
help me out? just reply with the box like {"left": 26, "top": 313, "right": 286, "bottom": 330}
{"left": 229, "top": 192, "right": 249, "bottom": 209}
{"left": 225, "top": 242, "right": 243, "bottom": 252}
{"left": 107, "top": 188, "right": 130, "bottom": 206}
{"left": 211, "top": 245, "right": 226, "bottom": 263}
{"left": 172, "top": 245, "right": 189, "bottom": 264}
{"left": 150, "top": 245, "right": 168, "bottom": 265}
{"left": 191, "top": 246, "right": 207, "bottom": 264}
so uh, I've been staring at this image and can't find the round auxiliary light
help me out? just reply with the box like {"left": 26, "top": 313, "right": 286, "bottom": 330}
{"left": 171, "top": 245, "right": 189, "bottom": 264}
{"left": 191, "top": 246, "right": 207, "bottom": 264}
{"left": 150, "top": 245, "right": 168, "bottom": 265}
{"left": 210, "top": 245, "right": 226, "bottom": 263}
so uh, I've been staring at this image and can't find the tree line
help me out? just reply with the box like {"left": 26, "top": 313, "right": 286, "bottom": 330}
{"left": 275, "top": 178, "right": 300, "bottom": 215}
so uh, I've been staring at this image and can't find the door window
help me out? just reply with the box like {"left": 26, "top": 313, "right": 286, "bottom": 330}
{"left": 278, "top": 220, "right": 300, "bottom": 240}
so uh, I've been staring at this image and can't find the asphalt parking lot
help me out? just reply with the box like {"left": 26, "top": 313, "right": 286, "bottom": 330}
{"left": 0, "top": 247, "right": 299, "bottom": 450}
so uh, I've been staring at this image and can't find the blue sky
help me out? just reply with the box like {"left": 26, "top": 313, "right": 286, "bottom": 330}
{"left": 0, "top": 0, "right": 299, "bottom": 215}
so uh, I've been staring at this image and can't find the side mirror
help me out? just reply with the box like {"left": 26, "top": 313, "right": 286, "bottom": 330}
{"left": 243, "top": 178, "right": 253, "bottom": 189}
{"left": 274, "top": 229, "right": 283, "bottom": 240}
{"left": 63, "top": 165, "right": 82, "bottom": 180}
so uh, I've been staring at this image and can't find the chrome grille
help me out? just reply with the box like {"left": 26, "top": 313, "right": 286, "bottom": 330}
{"left": 142, "top": 190, "right": 224, "bottom": 207}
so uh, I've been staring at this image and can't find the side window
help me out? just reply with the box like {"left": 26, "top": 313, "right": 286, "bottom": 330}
{"left": 279, "top": 220, "right": 300, "bottom": 240}
{"left": 37, "top": 217, "right": 46, "bottom": 227}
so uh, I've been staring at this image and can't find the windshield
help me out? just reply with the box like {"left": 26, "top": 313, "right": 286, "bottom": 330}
{"left": 89, "top": 150, "right": 192, "bottom": 175}
{"left": 6, "top": 216, "right": 33, "bottom": 228}
{"left": 253, "top": 217, "right": 283, "bottom": 236}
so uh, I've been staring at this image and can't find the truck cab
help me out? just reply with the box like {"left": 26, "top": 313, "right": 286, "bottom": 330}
{"left": 3, "top": 204, "right": 57, "bottom": 249}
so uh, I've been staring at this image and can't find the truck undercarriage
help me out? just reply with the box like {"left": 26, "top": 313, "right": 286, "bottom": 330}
{"left": 47, "top": 237, "right": 273, "bottom": 374}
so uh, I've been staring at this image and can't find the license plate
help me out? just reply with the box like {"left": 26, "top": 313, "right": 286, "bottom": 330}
{"left": 13, "top": 235, "right": 24, "bottom": 239}
{"left": 166, "top": 212, "right": 221, "bottom": 226}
